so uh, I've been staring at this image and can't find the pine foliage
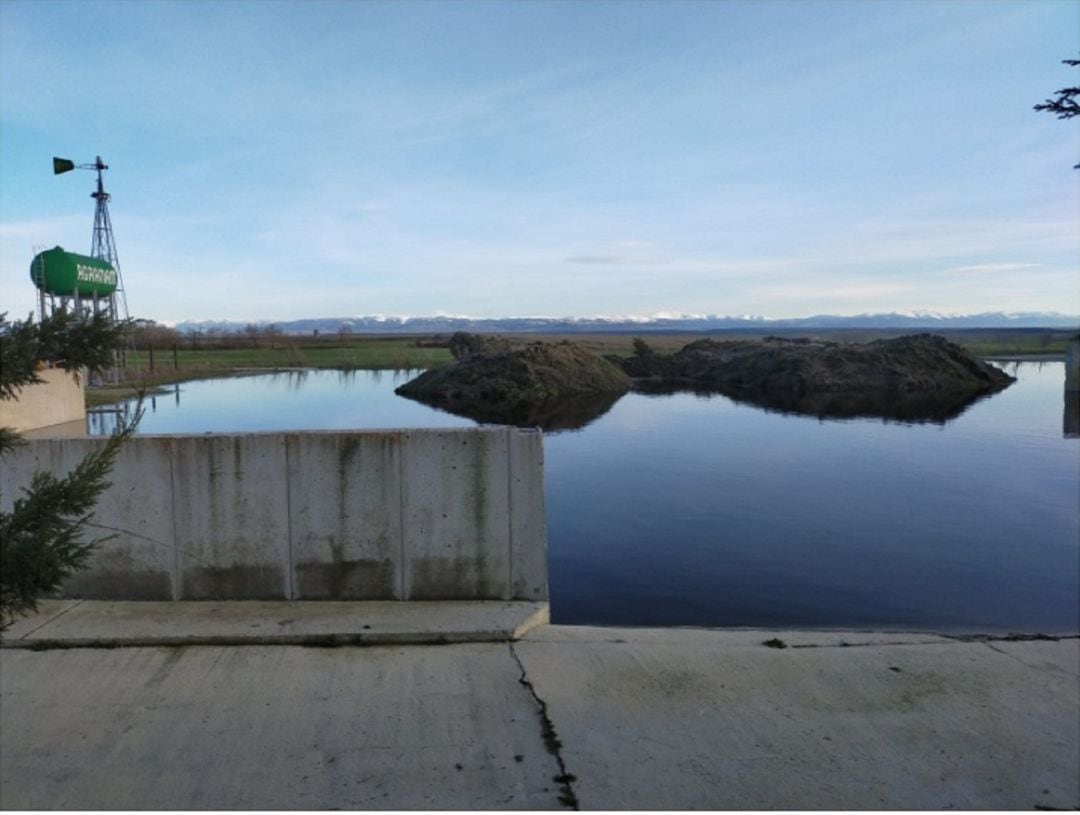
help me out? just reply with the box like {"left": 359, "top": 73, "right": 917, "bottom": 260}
{"left": 1, "top": 310, "right": 130, "bottom": 399}
{"left": 1033, "top": 58, "right": 1080, "bottom": 119}
{"left": 0, "top": 310, "right": 136, "bottom": 628}
{"left": 0, "top": 422, "right": 135, "bottom": 625}
{"left": 1034, "top": 57, "right": 1080, "bottom": 169}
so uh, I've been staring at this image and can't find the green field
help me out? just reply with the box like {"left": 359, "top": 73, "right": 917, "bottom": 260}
{"left": 123, "top": 337, "right": 452, "bottom": 374}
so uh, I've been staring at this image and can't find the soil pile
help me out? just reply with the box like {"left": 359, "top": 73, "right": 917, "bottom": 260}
{"left": 623, "top": 334, "right": 1014, "bottom": 394}
{"left": 622, "top": 334, "right": 1015, "bottom": 422}
{"left": 396, "top": 339, "right": 630, "bottom": 430}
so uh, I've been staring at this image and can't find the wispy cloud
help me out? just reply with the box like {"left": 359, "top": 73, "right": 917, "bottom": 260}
{"left": 747, "top": 280, "right": 916, "bottom": 303}
{"left": 941, "top": 262, "right": 1041, "bottom": 277}
{"left": 565, "top": 255, "right": 622, "bottom": 265}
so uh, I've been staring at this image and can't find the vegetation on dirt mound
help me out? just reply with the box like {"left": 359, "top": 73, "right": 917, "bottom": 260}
{"left": 448, "top": 331, "right": 512, "bottom": 359}
{"left": 395, "top": 338, "right": 629, "bottom": 429}
{"left": 620, "top": 334, "right": 1015, "bottom": 396}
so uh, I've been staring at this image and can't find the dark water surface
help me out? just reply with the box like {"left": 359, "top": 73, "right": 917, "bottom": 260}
{"left": 95, "top": 362, "right": 1079, "bottom": 632}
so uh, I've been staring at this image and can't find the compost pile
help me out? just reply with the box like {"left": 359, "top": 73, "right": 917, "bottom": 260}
{"left": 396, "top": 338, "right": 630, "bottom": 430}
{"left": 620, "top": 334, "right": 1015, "bottom": 422}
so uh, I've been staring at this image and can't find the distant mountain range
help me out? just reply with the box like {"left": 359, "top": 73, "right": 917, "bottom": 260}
{"left": 173, "top": 311, "right": 1080, "bottom": 335}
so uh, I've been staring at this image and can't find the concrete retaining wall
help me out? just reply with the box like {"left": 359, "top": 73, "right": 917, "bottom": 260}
{"left": 0, "top": 369, "right": 85, "bottom": 433}
{"left": 0, "top": 428, "right": 547, "bottom": 601}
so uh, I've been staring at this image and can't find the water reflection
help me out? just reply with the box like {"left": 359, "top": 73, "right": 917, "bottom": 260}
{"left": 632, "top": 381, "right": 997, "bottom": 425}
{"left": 401, "top": 390, "right": 623, "bottom": 433}
{"left": 1066, "top": 391, "right": 1079, "bottom": 439}
{"left": 87, "top": 402, "right": 136, "bottom": 435}
{"left": 89, "top": 383, "right": 182, "bottom": 436}
{"left": 88, "top": 368, "right": 473, "bottom": 435}
{"left": 545, "top": 360, "right": 1078, "bottom": 632}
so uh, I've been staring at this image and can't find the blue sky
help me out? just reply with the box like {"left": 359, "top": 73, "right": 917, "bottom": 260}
{"left": 1, "top": 0, "right": 1077, "bottom": 324}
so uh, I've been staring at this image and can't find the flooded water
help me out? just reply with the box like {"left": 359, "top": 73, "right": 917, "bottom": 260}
{"left": 92, "top": 362, "right": 1080, "bottom": 632}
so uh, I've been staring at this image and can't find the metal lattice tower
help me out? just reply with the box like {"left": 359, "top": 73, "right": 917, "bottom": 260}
{"left": 49, "top": 154, "right": 135, "bottom": 381}
{"left": 88, "top": 156, "right": 129, "bottom": 322}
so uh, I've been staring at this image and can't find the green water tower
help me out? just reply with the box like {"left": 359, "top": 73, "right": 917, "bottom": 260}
{"left": 30, "top": 246, "right": 118, "bottom": 299}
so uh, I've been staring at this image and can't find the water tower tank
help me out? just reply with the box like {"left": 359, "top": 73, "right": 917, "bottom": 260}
{"left": 30, "top": 246, "right": 118, "bottom": 298}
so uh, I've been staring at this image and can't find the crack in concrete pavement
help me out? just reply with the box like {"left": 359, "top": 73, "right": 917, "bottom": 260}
{"left": 508, "top": 643, "right": 579, "bottom": 810}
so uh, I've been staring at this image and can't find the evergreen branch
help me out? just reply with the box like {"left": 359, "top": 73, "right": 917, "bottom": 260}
{"left": 0, "top": 311, "right": 131, "bottom": 400}
{"left": 0, "top": 406, "right": 142, "bottom": 627}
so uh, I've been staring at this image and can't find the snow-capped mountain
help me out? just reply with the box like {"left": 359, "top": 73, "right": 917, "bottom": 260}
{"left": 174, "top": 311, "right": 1080, "bottom": 335}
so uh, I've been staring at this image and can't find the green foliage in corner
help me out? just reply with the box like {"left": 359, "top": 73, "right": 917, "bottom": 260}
{"left": 0, "top": 422, "right": 136, "bottom": 626}
{"left": 0, "top": 311, "right": 138, "bottom": 629}
{"left": 0, "top": 311, "right": 131, "bottom": 399}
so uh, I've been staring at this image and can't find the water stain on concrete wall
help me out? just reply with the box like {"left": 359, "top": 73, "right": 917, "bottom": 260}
{"left": 294, "top": 556, "right": 397, "bottom": 600}
{"left": 181, "top": 565, "right": 287, "bottom": 600}
{"left": 408, "top": 555, "right": 505, "bottom": 600}
{"left": 64, "top": 569, "right": 173, "bottom": 601}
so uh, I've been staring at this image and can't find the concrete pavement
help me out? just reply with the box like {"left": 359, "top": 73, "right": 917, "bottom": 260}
{"left": 515, "top": 626, "right": 1080, "bottom": 810}
{"left": 1, "top": 602, "right": 1077, "bottom": 810}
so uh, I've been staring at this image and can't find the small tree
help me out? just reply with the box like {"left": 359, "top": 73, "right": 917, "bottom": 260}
{"left": 0, "top": 311, "right": 138, "bottom": 628}
{"left": 338, "top": 321, "right": 354, "bottom": 348}
{"left": 265, "top": 323, "right": 283, "bottom": 349}
{"left": 1034, "top": 56, "right": 1080, "bottom": 169}
{"left": 243, "top": 322, "right": 262, "bottom": 349}
{"left": 631, "top": 337, "right": 655, "bottom": 359}
{"left": 131, "top": 318, "right": 179, "bottom": 350}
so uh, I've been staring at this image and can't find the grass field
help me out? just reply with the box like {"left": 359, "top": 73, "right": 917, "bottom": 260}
{"left": 122, "top": 337, "right": 451, "bottom": 373}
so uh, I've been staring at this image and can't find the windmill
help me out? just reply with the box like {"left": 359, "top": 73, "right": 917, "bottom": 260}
{"left": 30, "top": 155, "right": 134, "bottom": 382}
{"left": 34, "top": 155, "right": 130, "bottom": 323}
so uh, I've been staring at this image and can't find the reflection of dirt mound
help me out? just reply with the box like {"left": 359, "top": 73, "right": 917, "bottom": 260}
{"left": 396, "top": 340, "right": 629, "bottom": 430}
{"left": 622, "top": 334, "right": 1015, "bottom": 423}
{"left": 421, "top": 390, "right": 624, "bottom": 432}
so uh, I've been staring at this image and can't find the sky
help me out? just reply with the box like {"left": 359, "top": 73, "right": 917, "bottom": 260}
{"left": 1, "top": 0, "right": 1077, "bottom": 324}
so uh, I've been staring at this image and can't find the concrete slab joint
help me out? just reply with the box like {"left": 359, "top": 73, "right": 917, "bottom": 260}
{"left": 0, "top": 428, "right": 549, "bottom": 602}
{"left": 509, "top": 642, "right": 579, "bottom": 810}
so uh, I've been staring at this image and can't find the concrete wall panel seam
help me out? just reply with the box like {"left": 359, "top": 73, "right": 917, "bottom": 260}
{"left": 168, "top": 437, "right": 181, "bottom": 601}
{"left": 398, "top": 432, "right": 407, "bottom": 600}
{"left": 284, "top": 434, "right": 295, "bottom": 600}
{"left": 506, "top": 427, "right": 514, "bottom": 599}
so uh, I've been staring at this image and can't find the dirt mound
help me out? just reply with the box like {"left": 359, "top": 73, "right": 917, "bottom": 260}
{"left": 396, "top": 339, "right": 629, "bottom": 429}
{"left": 621, "top": 334, "right": 1014, "bottom": 422}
